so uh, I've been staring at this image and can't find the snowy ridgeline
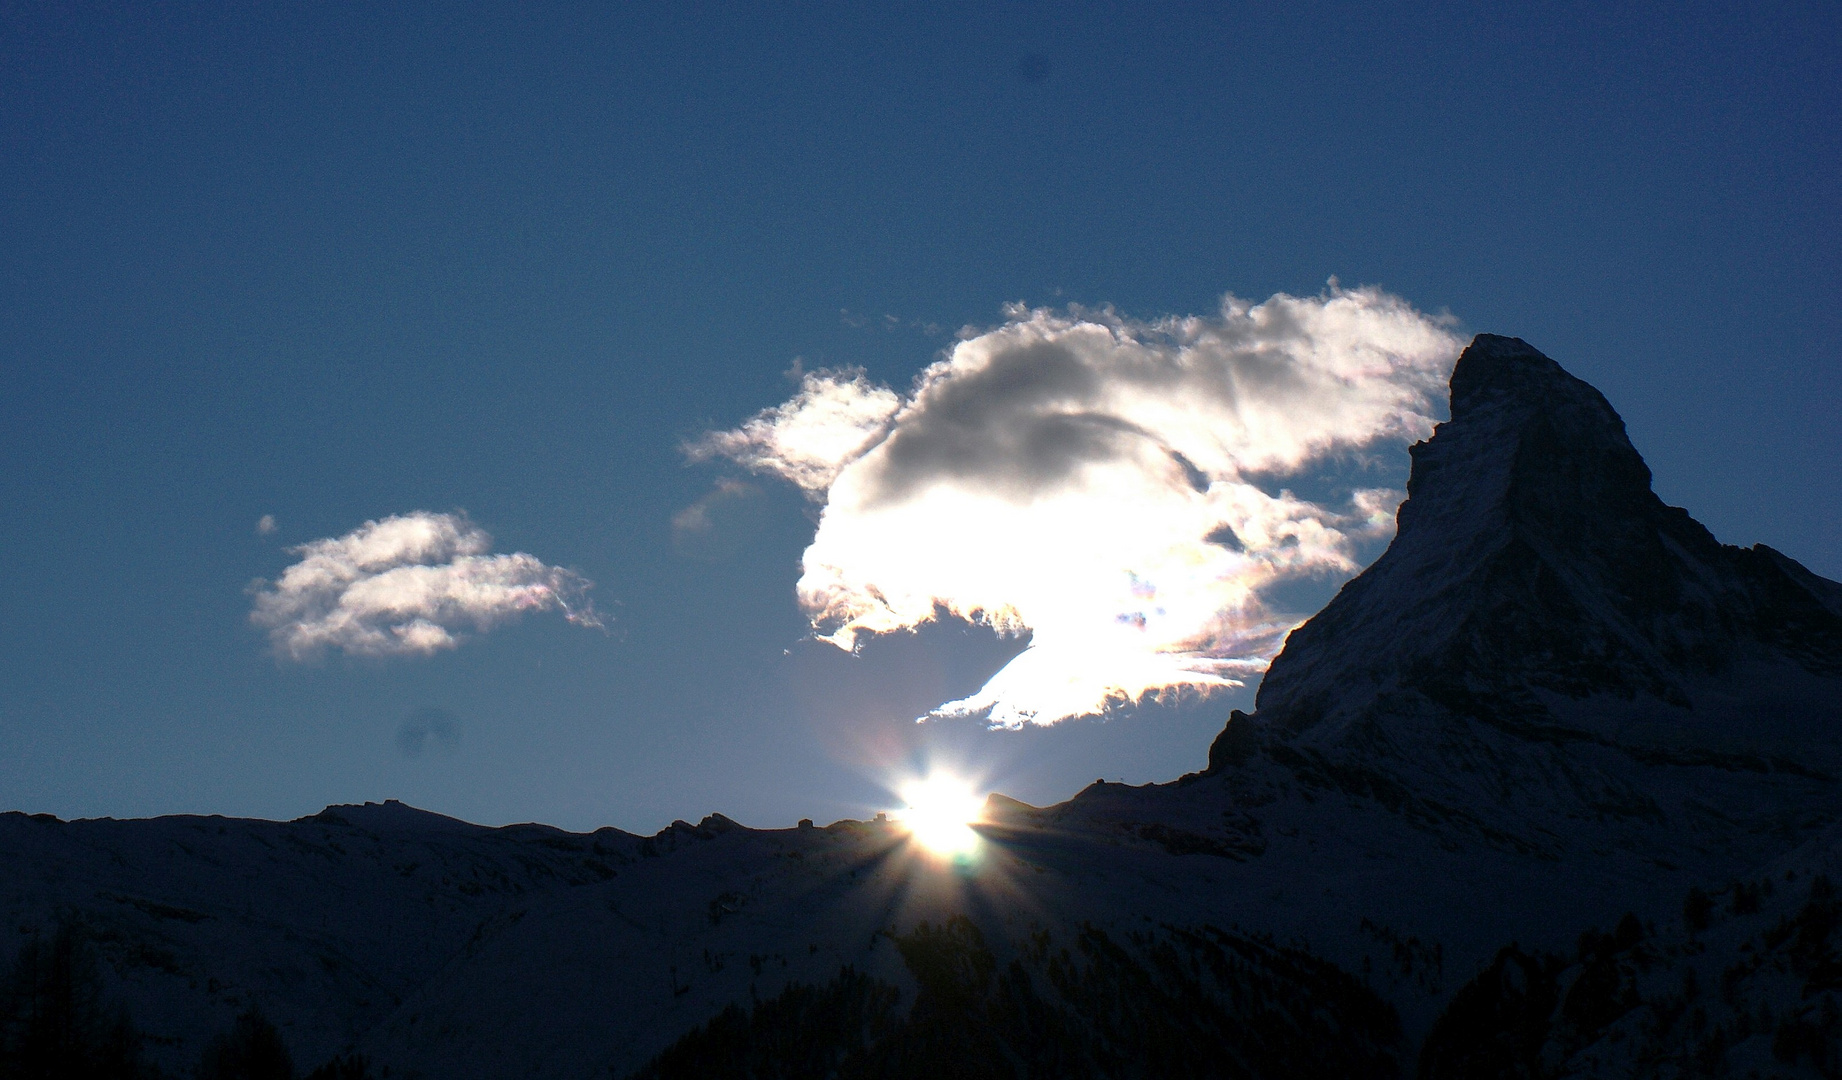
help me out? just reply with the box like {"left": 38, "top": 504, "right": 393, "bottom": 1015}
{"left": 6, "top": 335, "right": 1842, "bottom": 1078}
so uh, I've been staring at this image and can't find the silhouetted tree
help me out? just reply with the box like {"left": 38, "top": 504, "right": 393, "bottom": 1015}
{"left": 1683, "top": 886, "right": 1713, "bottom": 932}
{"left": 1418, "top": 945, "right": 1564, "bottom": 1080}
{"left": 0, "top": 921, "right": 148, "bottom": 1080}
{"left": 632, "top": 919, "right": 1402, "bottom": 1080}
{"left": 301, "top": 1054, "right": 373, "bottom": 1080}
{"left": 196, "top": 1011, "right": 292, "bottom": 1080}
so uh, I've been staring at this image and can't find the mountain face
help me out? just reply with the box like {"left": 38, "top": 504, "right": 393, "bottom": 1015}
{"left": 5, "top": 335, "right": 1842, "bottom": 1079}
{"left": 1200, "top": 334, "right": 1842, "bottom": 860}
{"left": 1249, "top": 333, "right": 1842, "bottom": 728}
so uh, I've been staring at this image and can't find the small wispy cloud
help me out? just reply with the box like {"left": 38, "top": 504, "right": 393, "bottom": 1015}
{"left": 670, "top": 478, "right": 773, "bottom": 561}
{"left": 694, "top": 284, "right": 1462, "bottom": 727}
{"left": 397, "top": 706, "right": 461, "bottom": 758}
{"left": 249, "top": 511, "right": 600, "bottom": 661}
{"left": 256, "top": 514, "right": 277, "bottom": 535}
{"left": 687, "top": 369, "right": 901, "bottom": 496}
{"left": 672, "top": 478, "right": 754, "bottom": 538}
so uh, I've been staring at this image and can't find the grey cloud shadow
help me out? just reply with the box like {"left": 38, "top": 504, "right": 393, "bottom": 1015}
{"left": 866, "top": 340, "right": 1156, "bottom": 504}
{"left": 1203, "top": 523, "right": 1245, "bottom": 551}
{"left": 857, "top": 333, "right": 1357, "bottom": 508}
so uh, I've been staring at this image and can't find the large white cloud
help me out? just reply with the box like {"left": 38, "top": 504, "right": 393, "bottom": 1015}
{"left": 695, "top": 285, "right": 1462, "bottom": 727}
{"left": 250, "top": 512, "right": 600, "bottom": 660}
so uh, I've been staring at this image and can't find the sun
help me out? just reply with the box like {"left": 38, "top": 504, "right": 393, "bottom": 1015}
{"left": 896, "top": 773, "right": 986, "bottom": 858}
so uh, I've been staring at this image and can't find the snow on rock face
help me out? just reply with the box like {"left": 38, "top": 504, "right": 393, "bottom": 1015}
{"left": 1201, "top": 334, "right": 1842, "bottom": 860}
{"left": 1257, "top": 335, "right": 1841, "bottom": 725}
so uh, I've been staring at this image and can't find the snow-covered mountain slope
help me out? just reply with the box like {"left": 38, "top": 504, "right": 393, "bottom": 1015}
{"left": 0, "top": 801, "right": 645, "bottom": 1070}
{"left": 1416, "top": 820, "right": 1842, "bottom": 1079}
{"left": 3, "top": 800, "right": 1410, "bottom": 1075}
{"left": 5, "top": 335, "right": 1840, "bottom": 1078}
{"left": 1178, "top": 334, "right": 1842, "bottom": 865}
{"left": 1024, "top": 336, "right": 1842, "bottom": 945}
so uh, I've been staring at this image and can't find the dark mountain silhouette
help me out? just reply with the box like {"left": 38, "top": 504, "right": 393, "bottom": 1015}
{"left": 1184, "top": 335, "right": 1842, "bottom": 863}
{"left": 4, "top": 335, "right": 1840, "bottom": 1077}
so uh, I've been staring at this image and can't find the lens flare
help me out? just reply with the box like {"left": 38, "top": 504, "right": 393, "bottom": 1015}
{"left": 897, "top": 774, "right": 985, "bottom": 858}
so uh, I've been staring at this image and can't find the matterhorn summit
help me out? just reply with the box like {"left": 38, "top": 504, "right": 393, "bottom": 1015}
{"left": 1193, "top": 334, "right": 1842, "bottom": 861}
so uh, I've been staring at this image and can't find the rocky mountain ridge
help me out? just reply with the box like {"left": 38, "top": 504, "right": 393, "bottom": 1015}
{"left": 1188, "top": 335, "right": 1842, "bottom": 862}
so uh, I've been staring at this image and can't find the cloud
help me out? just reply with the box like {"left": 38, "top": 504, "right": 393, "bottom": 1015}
{"left": 672, "top": 478, "right": 754, "bottom": 538}
{"left": 249, "top": 511, "right": 600, "bottom": 661}
{"left": 671, "top": 479, "right": 770, "bottom": 560}
{"left": 397, "top": 706, "right": 461, "bottom": 758}
{"left": 687, "top": 369, "right": 901, "bottom": 496}
{"left": 256, "top": 514, "right": 277, "bottom": 535}
{"left": 696, "top": 284, "right": 1462, "bottom": 727}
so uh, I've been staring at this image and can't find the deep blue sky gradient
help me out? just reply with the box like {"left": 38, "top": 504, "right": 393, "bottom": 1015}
{"left": 2, "top": 2, "right": 1837, "bottom": 831}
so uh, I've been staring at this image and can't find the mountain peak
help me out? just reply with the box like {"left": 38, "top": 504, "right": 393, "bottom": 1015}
{"left": 300, "top": 799, "right": 478, "bottom": 833}
{"left": 1395, "top": 333, "right": 1657, "bottom": 561}
{"left": 1206, "top": 333, "right": 1842, "bottom": 853}
{"left": 1450, "top": 333, "right": 1595, "bottom": 412}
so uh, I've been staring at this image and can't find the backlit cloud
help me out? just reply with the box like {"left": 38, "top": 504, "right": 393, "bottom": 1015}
{"left": 698, "top": 284, "right": 1462, "bottom": 727}
{"left": 249, "top": 512, "right": 600, "bottom": 661}
{"left": 688, "top": 369, "right": 901, "bottom": 496}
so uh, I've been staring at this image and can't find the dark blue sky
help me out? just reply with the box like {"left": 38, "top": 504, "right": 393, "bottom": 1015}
{"left": 2, "top": 2, "right": 1837, "bottom": 832}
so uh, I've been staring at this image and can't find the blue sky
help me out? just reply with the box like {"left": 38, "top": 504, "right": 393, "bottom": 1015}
{"left": 2, "top": 2, "right": 1837, "bottom": 832}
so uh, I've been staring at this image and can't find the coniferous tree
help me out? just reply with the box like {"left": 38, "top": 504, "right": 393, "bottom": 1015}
{"left": 301, "top": 1054, "right": 373, "bottom": 1080}
{"left": 196, "top": 1011, "right": 293, "bottom": 1080}
{"left": 0, "top": 922, "right": 148, "bottom": 1080}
